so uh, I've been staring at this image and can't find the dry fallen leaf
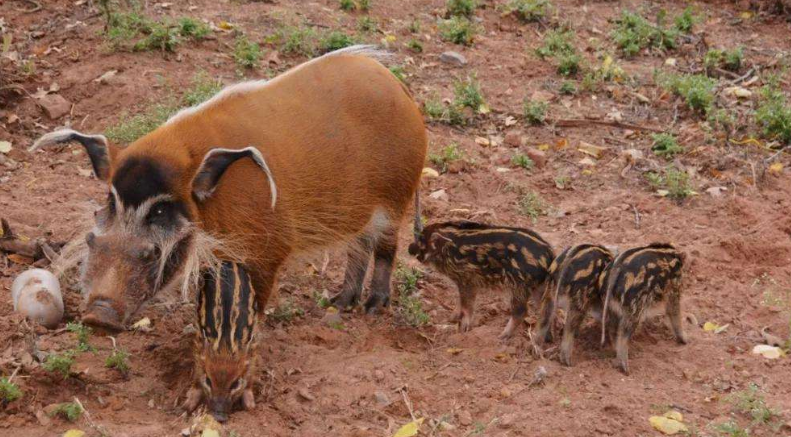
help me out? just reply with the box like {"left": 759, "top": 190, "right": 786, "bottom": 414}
{"left": 768, "top": 162, "right": 783, "bottom": 175}
{"left": 446, "top": 348, "right": 464, "bottom": 355}
{"left": 649, "top": 413, "right": 688, "bottom": 435}
{"left": 0, "top": 141, "right": 11, "bottom": 154}
{"left": 752, "top": 344, "right": 784, "bottom": 359}
{"left": 132, "top": 317, "right": 152, "bottom": 331}
{"left": 475, "top": 136, "right": 490, "bottom": 146}
{"left": 578, "top": 141, "right": 607, "bottom": 159}
{"left": 421, "top": 167, "right": 439, "bottom": 178}
{"left": 392, "top": 418, "right": 424, "bottom": 437}
{"left": 63, "top": 430, "right": 86, "bottom": 437}
{"left": 703, "top": 322, "right": 729, "bottom": 334}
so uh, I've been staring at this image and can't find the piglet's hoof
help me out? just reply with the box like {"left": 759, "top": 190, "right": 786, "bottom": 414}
{"left": 363, "top": 293, "right": 389, "bottom": 314}
{"left": 242, "top": 389, "right": 255, "bottom": 410}
{"left": 183, "top": 387, "right": 202, "bottom": 412}
{"left": 329, "top": 291, "right": 358, "bottom": 312}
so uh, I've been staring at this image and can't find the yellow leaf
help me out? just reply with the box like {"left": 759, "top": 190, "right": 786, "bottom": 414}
{"left": 421, "top": 167, "right": 440, "bottom": 178}
{"left": 537, "top": 143, "right": 550, "bottom": 151}
{"left": 392, "top": 418, "right": 424, "bottom": 437}
{"left": 477, "top": 103, "right": 490, "bottom": 114}
{"left": 446, "top": 348, "right": 464, "bottom": 355}
{"left": 202, "top": 429, "right": 220, "bottom": 437}
{"left": 663, "top": 410, "right": 683, "bottom": 422}
{"left": 63, "top": 431, "right": 86, "bottom": 437}
{"left": 578, "top": 141, "right": 607, "bottom": 159}
{"left": 218, "top": 21, "right": 234, "bottom": 30}
{"left": 555, "top": 138, "right": 568, "bottom": 149}
{"left": 752, "top": 344, "right": 785, "bottom": 359}
{"left": 769, "top": 162, "right": 783, "bottom": 175}
{"left": 739, "top": 11, "right": 754, "bottom": 19}
{"left": 602, "top": 55, "right": 613, "bottom": 70}
{"left": 649, "top": 416, "right": 688, "bottom": 435}
{"left": 703, "top": 321, "right": 719, "bottom": 332}
{"left": 132, "top": 317, "right": 151, "bottom": 330}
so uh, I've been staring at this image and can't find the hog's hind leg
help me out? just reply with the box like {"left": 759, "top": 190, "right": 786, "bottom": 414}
{"left": 331, "top": 234, "right": 375, "bottom": 310}
{"left": 666, "top": 279, "right": 688, "bottom": 344}
{"left": 364, "top": 226, "right": 398, "bottom": 314}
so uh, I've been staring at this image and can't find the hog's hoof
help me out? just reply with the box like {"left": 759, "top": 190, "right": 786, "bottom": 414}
{"left": 329, "top": 291, "right": 359, "bottom": 312}
{"left": 676, "top": 333, "right": 689, "bottom": 345}
{"left": 559, "top": 350, "right": 573, "bottom": 367}
{"left": 183, "top": 387, "right": 202, "bottom": 412}
{"left": 614, "top": 359, "right": 630, "bottom": 375}
{"left": 242, "top": 389, "right": 256, "bottom": 410}
{"left": 458, "top": 317, "right": 473, "bottom": 333}
{"left": 363, "top": 293, "right": 389, "bottom": 314}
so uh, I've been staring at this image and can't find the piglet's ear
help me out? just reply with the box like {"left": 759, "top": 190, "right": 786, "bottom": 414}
{"left": 29, "top": 129, "right": 117, "bottom": 181}
{"left": 191, "top": 147, "right": 277, "bottom": 209}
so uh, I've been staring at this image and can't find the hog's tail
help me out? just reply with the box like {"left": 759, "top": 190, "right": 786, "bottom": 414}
{"left": 413, "top": 189, "right": 423, "bottom": 242}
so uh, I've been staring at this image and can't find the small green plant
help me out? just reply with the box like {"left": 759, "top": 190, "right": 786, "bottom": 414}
{"left": 535, "top": 28, "right": 575, "bottom": 59}
{"left": 611, "top": 9, "right": 692, "bottom": 57}
{"left": 729, "top": 383, "right": 780, "bottom": 426}
{"left": 106, "top": 10, "right": 151, "bottom": 50}
{"left": 503, "top": 0, "right": 551, "bottom": 22}
{"left": 183, "top": 72, "right": 222, "bottom": 106}
{"left": 277, "top": 25, "right": 318, "bottom": 57}
{"left": 43, "top": 351, "right": 76, "bottom": 379}
{"left": 755, "top": 81, "right": 791, "bottom": 144}
{"left": 429, "top": 143, "right": 465, "bottom": 172}
{"left": 313, "top": 290, "right": 331, "bottom": 309}
{"left": 645, "top": 172, "right": 664, "bottom": 190}
{"left": 512, "top": 152, "right": 534, "bottom": 170}
{"left": 394, "top": 265, "right": 429, "bottom": 327}
{"left": 339, "top": 0, "right": 355, "bottom": 11}
{"left": 651, "top": 132, "right": 683, "bottom": 158}
{"left": 178, "top": 17, "right": 210, "bottom": 40}
{"left": 557, "top": 52, "right": 581, "bottom": 76}
{"left": 438, "top": 16, "right": 478, "bottom": 46}
{"left": 67, "top": 321, "right": 94, "bottom": 352}
{"left": 233, "top": 35, "right": 262, "bottom": 69}
{"left": 659, "top": 73, "right": 717, "bottom": 114}
{"left": 406, "top": 38, "right": 423, "bottom": 53}
{"left": 523, "top": 99, "right": 548, "bottom": 124}
{"left": 446, "top": 0, "right": 477, "bottom": 17}
{"left": 470, "top": 422, "right": 487, "bottom": 435}
{"left": 408, "top": 19, "right": 421, "bottom": 33}
{"left": 51, "top": 402, "right": 83, "bottom": 422}
{"left": 704, "top": 48, "right": 744, "bottom": 73}
{"left": 453, "top": 75, "right": 485, "bottom": 111}
{"left": 389, "top": 65, "right": 407, "bottom": 83}
{"left": 268, "top": 298, "right": 305, "bottom": 324}
{"left": 318, "top": 31, "right": 356, "bottom": 53}
{"left": 554, "top": 175, "right": 570, "bottom": 189}
{"left": 714, "top": 421, "right": 750, "bottom": 437}
{"left": 559, "top": 81, "right": 577, "bottom": 95}
{"left": 358, "top": 0, "right": 371, "bottom": 10}
{"left": 357, "top": 16, "right": 378, "bottom": 32}
{"left": 134, "top": 20, "right": 180, "bottom": 52}
{"left": 665, "top": 167, "right": 693, "bottom": 199}
{"left": 0, "top": 377, "right": 22, "bottom": 404}
{"left": 518, "top": 191, "right": 548, "bottom": 220}
{"left": 708, "top": 108, "right": 737, "bottom": 140}
{"left": 423, "top": 98, "right": 465, "bottom": 125}
{"left": 105, "top": 349, "right": 131, "bottom": 374}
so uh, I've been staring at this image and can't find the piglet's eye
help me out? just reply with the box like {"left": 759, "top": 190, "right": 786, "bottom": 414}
{"left": 204, "top": 376, "right": 212, "bottom": 388}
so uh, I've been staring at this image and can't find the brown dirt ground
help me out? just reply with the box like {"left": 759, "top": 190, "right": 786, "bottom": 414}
{"left": 2, "top": 0, "right": 791, "bottom": 436}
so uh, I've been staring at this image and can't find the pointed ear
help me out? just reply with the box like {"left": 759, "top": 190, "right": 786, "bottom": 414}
{"left": 29, "top": 129, "right": 117, "bottom": 181}
{"left": 191, "top": 147, "right": 277, "bottom": 209}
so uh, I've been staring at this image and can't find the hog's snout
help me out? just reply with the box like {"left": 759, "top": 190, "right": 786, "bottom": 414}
{"left": 82, "top": 299, "right": 124, "bottom": 331}
{"left": 208, "top": 398, "right": 231, "bottom": 423}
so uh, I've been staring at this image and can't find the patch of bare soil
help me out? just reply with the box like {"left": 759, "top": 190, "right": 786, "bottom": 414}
{"left": 1, "top": 0, "right": 791, "bottom": 436}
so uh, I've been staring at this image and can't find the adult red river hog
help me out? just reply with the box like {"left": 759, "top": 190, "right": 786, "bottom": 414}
{"left": 31, "top": 46, "right": 427, "bottom": 330}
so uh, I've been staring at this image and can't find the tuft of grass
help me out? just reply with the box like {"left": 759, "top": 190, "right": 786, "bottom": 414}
{"left": 651, "top": 132, "right": 684, "bottom": 159}
{"left": 523, "top": 99, "right": 548, "bottom": 124}
{"left": 67, "top": 322, "right": 94, "bottom": 352}
{"left": 704, "top": 47, "right": 744, "bottom": 73}
{"left": 755, "top": 80, "right": 791, "bottom": 144}
{"left": 275, "top": 25, "right": 318, "bottom": 57}
{"left": 133, "top": 20, "right": 180, "bottom": 52}
{"left": 233, "top": 35, "right": 262, "bottom": 69}
{"left": 339, "top": 0, "right": 355, "bottom": 11}
{"left": 659, "top": 73, "right": 717, "bottom": 114}
{"left": 535, "top": 28, "right": 575, "bottom": 59}
{"left": 312, "top": 290, "right": 331, "bottom": 309}
{"left": 106, "top": 10, "right": 150, "bottom": 50}
{"left": 647, "top": 167, "right": 693, "bottom": 200}
{"left": 182, "top": 72, "right": 222, "bottom": 106}
{"left": 715, "top": 421, "right": 750, "bottom": 437}
{"left": 389, "top": 65, "right": 407, "bottom": 83}
{"left": 559, "top": 80, "right": 577, "bottom": 95}
{"left": 554, "top": 175, "right": 570, "bottom": 189}
{"left": 453, "top": 75, "right": 485, "bottom": 111}
{"left": 556, "top": 52, "right": 581, "bottom": 76}
{"left": 512, "top": 152, "right": 534, "bottom": 170}
{"left": 43, "top": 351, "right": 76, "bottom": 379}
{"left": 341, "top": 0, "right": 370, "bottom": 11}
{"left": 51, "top": 402, "right": 83, "bottom": 422}
{"left": 268, "top": 298, "right": 305, "bottom": 324}
{"left": 438, "top": 16, "right": 478, "bottom": 46}
{"left": 406, "top": 38, "right": 423, "bottom": 53}
{"left": 105, "top": 349, "right": 131, "bottom": 374}
{"left": 429, "top": 143, "right": 464, "bottom": 172}
{"left": 0, "top": 377, "right": 22, "bottom": 404}
{"left": 518, "top": 191, "right": 548, "bottom": 220}
{"left": 503, "top": 0, "right": 551, "bottom": 22}
{"left": 408, "top": 19, "right": 421, "bottom": 33}
{"left": 394, "top": 265, "right": 429, "bottom": 327}
{"left": 611, "top": 8, "right": 694, "bottom": 57}
{"left": 446, "top": 0, "right": 477, "bottom": 17}
{"left": 357, "top": 16, "right": 378, "bottom": 32}
{"left": 178, "top": 17, "right": 210, "bottom": 40}
{"left": 318, "top": 31, "right": 357, "bottom": 53}
{"left": 729, "top": 383, "right": 780, "bottom": 426}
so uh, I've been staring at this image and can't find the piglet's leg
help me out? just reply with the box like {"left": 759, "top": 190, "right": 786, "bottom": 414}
{"left": 458, "top": 285, "right": 477, "bottom": 333}
{"left": 500, "top": 287, "right": 527, "bottom": 340}
{"left": 666, "top": 281, "right": 688, "bottom": 344}
{"left": 559, "top": 302, "right": 586, "bottom": 366}
{"left": 533, "top": 282, "right": 555, "bottom": 346}
{"left": 183, "top": 387, "right": 203, "bottom": 412}
{"left": 242, "top": 389, "right": 256, "bottom": 410}
{"left": 614, "top": 316, "right": 637, "bottom": 375}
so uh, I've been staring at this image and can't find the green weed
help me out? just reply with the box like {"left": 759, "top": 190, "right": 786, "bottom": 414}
{"left": 518, "top": 191, "right": 548, "bottom": 220}
{"left": 535, "top": 28, "right": 575, "bottom": 59}
{"left": 43, "top": 351, "right": 76, "bottom": 379}
{"left": 729, "top": 383, "right": 780, "bottom": 426}
{"left": 406, "top": 38, "right": 423, "bottom": 53}
{"left": 341, "top": 0, "right": 370, "bottom": 11}
{"left": 67, "top": 321, "right": 94, "bottom": 352}
{"left": 182, "top": 72, "right": 222, "bottom": 106}
{"left": 233, "top": 35, "right": 262, "bottom": 69}
{"left": 611, "top": 9, "right": 693, "bottom": 57}
{"left": 408, "top": 19, "right": 421, "bottom": 33}
{"left": 105, "top": 349, "right": 131, "bottom": 374}
{"left": 0, "top": 377, "right": 21, "bottom": 404}
{"left": 438, "top": 16, "right": 478, "bottom": 46}
{"left": 714, "top": 421, "right": 750, "bottom": 437}
{"left": 339, "top": 0, "right": 355, "bottom": 11}
{"left": 318, "top": 31, "right": 357, "bottom": 53}
{"left": 394, "top": 265, "right": 429, "bottom": 327}
{"left": 559, "top": 81, "right": 577, "bottom": 95}
{"left": 659, "top": 73, "right": 717, "bottom": 114}
{"left": 446, "top": 0, "right": 477, "bottom": 17}
{"left": 454, "top": 75, "right": 485, "bottom": 111}
{"left": 357, "top": 16, "right": 378, "bottom": 32}
{"left": 503, "top": 0, "right": 551, "bottom": 22}
{"left": 429, "top": 143, "right": 465, "bottom": 172}
{"left": 704, "top": 47, "right": 744, "bottom": 73}
{"left": 51, "top": 402, "right": 83, "bottom": 422}
{"left": 178, "top": 17, "right": 210, "bottom": 40}
{"left": 557, "top": 52, "right": 581, "bottom": 76}
{"left": 523, "top": 99, "right": 548, "bottom": 124}
{"left": 389, "top": 65, "right": 407, "bottom": 83}
{"left": 268, "top": 298, "right": 305, "bottom": 324}
{"left": 313, "top": 290, "right": 331, "bottom": 309}
{"left": 277, "top": 25, "right": 318, "bottom": 57}
{"left": 674, "top": 6, "right": 697, "bottom": 33}
{"left": 133, "top": 20, "right": 180, "bottom": 52}
{"left": 755, "top": 81, "right": 791, "bottom": 144}
{"left": 651, "top": 132, "right": 684, "bottom": 158}
{"left": 646, "top": 167, "right": 693, "bottom": 200}
{"left": 512, "top": 152, "right": 534, "bottom": 170}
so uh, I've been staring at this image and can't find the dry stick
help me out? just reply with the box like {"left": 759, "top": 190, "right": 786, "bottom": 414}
{"left": 631, "top": 204, "right": 641, "bottom": 230}
{"left": 14, "top": 0, "right": 42, "bottom": 12}
{"left": 73, "top": 396, "right": 112, "bottom": 437}
{"left": 7, "top": 366, "right": 21, "bottom": 384}
{"left": 398, "top": 387, "right": 417, "bottom": 421}
{"left": 554, "top": 119, "right": 664, "bottom": 133}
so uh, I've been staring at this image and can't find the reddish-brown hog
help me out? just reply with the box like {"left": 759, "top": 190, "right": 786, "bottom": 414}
{"left": 32, "top": 46, "right": 427, "bottom": 330}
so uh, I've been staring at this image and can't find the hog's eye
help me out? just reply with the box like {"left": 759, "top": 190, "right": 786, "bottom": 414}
{"left": 204, "top": 376, "right": 213, "bottom": 389}
{"left": 230, "top": 378, "right": 244, "bottom": 391}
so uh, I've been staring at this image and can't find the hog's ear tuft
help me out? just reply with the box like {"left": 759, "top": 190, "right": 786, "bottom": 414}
{"left": 191, "top": 147, "right": 277, "bottom": 209}
{"left": 29, "top": 129, "right": 115, "bottom": 180}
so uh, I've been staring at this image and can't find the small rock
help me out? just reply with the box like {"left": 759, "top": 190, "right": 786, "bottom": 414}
{"left": 38, "top": 94, "right": 71, "bottom": 119}
{"left": 439, "top": 51, "right": 467, "bottom": 66}
{"left": 148, "top": 399, "right": 155, "bottom": 409}
{"left": 297, "top": 387, "right": 315, "bottom": 402}
{"left": 421, "top": 167, "right": 440, "bottom": 178}
{"left": 621, "top": 148, "right": 644, "bottom": 161}
{"left": 495, "top": 167, "right": 511, "bottom": 173}
{"left": 373, "top": 369, "right": 385, "bottom": 381}
{"left": 373, "top": 391, "right": 390, "bottom": 407}
{"left": 665, "top": 58, "right": 677, "bottom": 66}
{"left": 438, "top": 421, "right": 456, "bottom": 431}
{"left": 0, "top": 141, "right": 11, "bottom": 154}
{"left": 525, "top": 148, "right": 546, "bottom": 168}
{"left": 500, "top": 387, "right": 512, "bottom": 398}
{"left": 579, "top": 157, "right": 596, "bottom": 166}
{"left": 706, "top": 186, "right": 727, "bottom": 197}
{"left": 93, "top": 70, "right": 118, "bottom": 84}
{"left": 503, "top": 132, "right": 522, "bottom": 147}
{"left": 458, "top": 410, "right": 473, "bottom": 426}
{"left": 429, "top": 189, "right": 448, "bottom": 200}
{"left": 35, "top": 409, "right": 51, "bottom": 426}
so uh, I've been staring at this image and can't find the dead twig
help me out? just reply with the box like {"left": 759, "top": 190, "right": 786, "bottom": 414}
{"left": 631, "top": 204, "right": 641, "bottom": 230}
{"left": 14, "top": 0, "right": 42, "bottom": 13}
{"left": 555, "top": 118, "right": 664, "bottom": 133}
{"left": 73, "top": 396, "right": 113, "bottom": 437}
{"left": 397, "top": 386, "right": 416, "bottom": 421}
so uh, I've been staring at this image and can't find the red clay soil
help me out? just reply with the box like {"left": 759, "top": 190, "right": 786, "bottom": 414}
{"left": 1, "top": 0, "right": 791, "bottom": 436}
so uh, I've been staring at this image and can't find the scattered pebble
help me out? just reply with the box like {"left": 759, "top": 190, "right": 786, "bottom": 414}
{"left": 458, "top": 410, "right": 473, "bottom": 426}
{"left": 439, "top": 51, "right": 467, "bottom": 66}
{"left": 38, "top": 94, "right": 71, "bottom": 119}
